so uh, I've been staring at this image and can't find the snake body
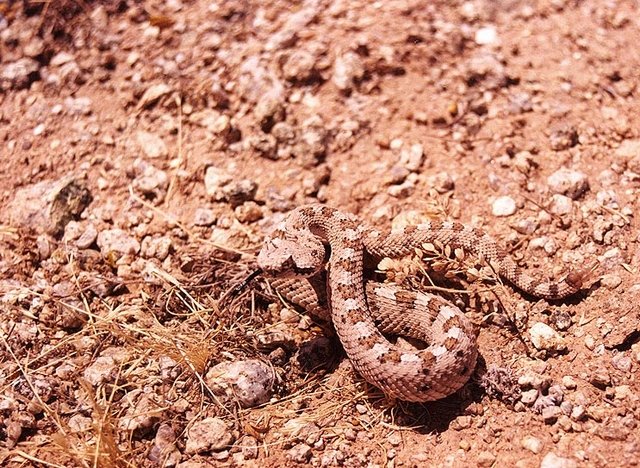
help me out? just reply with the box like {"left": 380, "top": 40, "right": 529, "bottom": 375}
{"left": 257, "top": 204, "right": 585, "bottom": 401}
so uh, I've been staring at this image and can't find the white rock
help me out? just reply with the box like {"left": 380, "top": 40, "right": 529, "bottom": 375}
{"left": 600, "top": 273, "right": 622, "bottom": 289}
{"left": 561, "top": 376, "right": 577, "bottom": 390}
{"left": 615, "top": 139, "right": 640, "bottom": 160}
{"left": 206, "top": 360, "right": 275, "bottom": 408}
{"left": 133, "top": 159, "right": 168, "bottom": 196}
{"left": 185, "top": 417, "right": 233, "bottom": 454}
{"left": 521, "top": 389, "right": 539, "bottom": 405}
{"left": 492, "top": 196, "right": 517, "bottom": 216}
{"left": 204, "top": 166, "right": 233, "bottom": 197}
{"left": 570, "top": 405, "right": 586, "bottom": 421}
{"left": 68, "top": 415, "right": 93, "bottom": 433}
{"left": 97, "top": 229, "right": 140, "bottom": 256}
{"left": 288, "top": 443, "right": 312, "bottom": 463}
{"left": 148, "top": 423, "right": 180, "bottom": 466}
{"left": 548, "top": 194, "right": 573, "bottom": 215}
{"left": 475, "top": 26, "right": 499, "bottom": 45}
{"left": 193, "top": 208, "right": 217, "bottom": 226}
{"left": 141, "top": 236, "right": 172, "bottom": 260}
{"left": 138, "top": 83, "right": 172, "bottom": 109}
{"left": 119, "top": 394, "right": 161, "bottom": 431}
{"left": 547, "top": 168, "right": 589, "bottom": 199}
{"left": 76, "top": 224, "right": 98, "bottom": 249}
{"left": 333, "top": 52, "right": 364, "bottom": 91}
{"left": 529, "top": 322, "right": 566, "bottom": 352}
{"left": 83, "top": 356, "right": 117, "bottom": 386}
{"left": 64, "top": 96, "right": 92, "bottom": 115}
{"left": 1, "top": 58, "right": 40, "bottom": 90}
{"left": 399, "top": 143, "right": 425, "bottom": 171}
{"left": 540, "top": 452, "right": 577, "bottom": 468}
{"left": 50, "top": 52, "right": 75, "bottom": 66}
{"left": 136, "top": 131, "right": 168, "bottom": 159}
{"left": 33, "top": 123, "right": 46, "bottom": 136}
{"left": 521, "top": 435, "right": 543, "bottom": 454}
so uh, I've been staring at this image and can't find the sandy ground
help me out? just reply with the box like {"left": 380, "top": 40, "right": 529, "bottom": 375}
{"left": 1, "top": 0, "right": 639, "bottom": 466}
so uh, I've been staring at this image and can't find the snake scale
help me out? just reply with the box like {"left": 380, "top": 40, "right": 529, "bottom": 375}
{"left": 257, "top": 204, "right": 585, "bottom": 402}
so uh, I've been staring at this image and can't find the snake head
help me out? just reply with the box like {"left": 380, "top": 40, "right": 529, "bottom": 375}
{"left": 257, "top": 231, "right": 326, "bottom": 278}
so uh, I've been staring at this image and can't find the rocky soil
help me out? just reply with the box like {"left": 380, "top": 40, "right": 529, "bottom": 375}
{"left": 1, "top": 0, "right": 639, "bottom": 467}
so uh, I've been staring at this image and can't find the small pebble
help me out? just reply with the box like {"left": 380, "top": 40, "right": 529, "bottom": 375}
{"left": 561, "top": 376, "right": 577, "bottom": 390}
{"left": 560, "top": 401, "right": 573, "bottom": 416}
{"left": 387, "top": 432, "right": 402, "bottom": 446}
{"left": 97, "top": 229, "right": 140, "bottom": 257}
{"left": 235, "top": 201, "right": 263, "bottom": 223}
{"left": 613, "top": 385, "right": 632, "bottom": 400}
{"left": 551, "top": 309, "right": 572, "bottom": 331}
{"left": 540, "top": 452, "right": 577, "bottom": 468}
{"left": 136, "top": 130, "right": 168, "bottom": 159}
{"left": 614, "top": 139, "right": 640, "bottom": 160}
{"left": 521, "top": 435, "right": 543, "bottom": 454}
{"left": 557, "top": 415, "right": 572, "bottom": 431}
{"left": 518, "top": 373, "right": 547, "bottom": 390}
{"left": 521, "top": 389, "right": 539, "bottom": 405}
{"left": 589, "top": 367, "right": 611, "bottom": 389}
{"left": 584, "top": 335, "right": 596, "bottom": 350}
{"left": 206, "top": 360, "right": 275, "bottom": 408}
{"left": 541, "top": 405, "right": 562, "bottom": 424}
{"left": 492, "top": 196, "right": 517, "bottom": 217}
{"left": 399, "top": 143, "right": 424, "bottom": 172}
{"left": 547, "top": 168, "right": 589, "bottom": 199}
{"left": 475, "top": 26, "right": 499, "bottom": 45}
{"left": 529, "top": 322, "right": 566, "bottom": 352}
{"left": 611, "top": 353, "right": 632, "bottom": 373}
{"left": 33, "top": 123, "right": 46, "bottom": 136}
{"left": 287, "top": 443, "right": 312, "bottom": 463}
{"left": 549, "top": 125, "right": 579, "bottom": 151}
{"left": 570, "top": 405, "right": 586, "bottom": 421}
{"left": 548, "top": 194, "right": 573, "bottom": 215}
{"left": 600, "top": 274, "right": 622, "bottom": 289}
{"left": 193, "top": 208, "right": 217, "bottom": 226}
{"left": 185, "top": 417, "right": 233, "bottom": 454}
{"left": 333, "top": 52, "right": 364, "bottom": 91}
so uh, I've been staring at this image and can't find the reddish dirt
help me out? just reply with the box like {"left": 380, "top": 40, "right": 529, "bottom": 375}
{"left": 1, "top": 0, "right": 639, "bottom": 467}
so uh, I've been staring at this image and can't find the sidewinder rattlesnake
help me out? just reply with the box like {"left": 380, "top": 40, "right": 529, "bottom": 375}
{"left": 257, "top": 204, "right": 586, "bottom": 402}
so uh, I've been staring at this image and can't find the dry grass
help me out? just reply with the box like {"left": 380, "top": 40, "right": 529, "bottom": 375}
{"left": 0, "top": 231, "right": 265, "bottom": 466}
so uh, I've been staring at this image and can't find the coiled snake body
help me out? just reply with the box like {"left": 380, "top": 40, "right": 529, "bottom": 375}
{"left": 257, "top": 204, "right": 584, "bottom": 401}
